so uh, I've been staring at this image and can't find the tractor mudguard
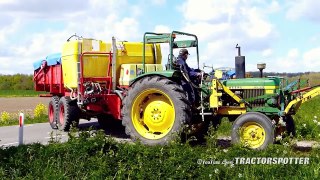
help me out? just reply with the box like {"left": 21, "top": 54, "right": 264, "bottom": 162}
{"left": 129, "top": 70, "right": 180, "bottom": 86}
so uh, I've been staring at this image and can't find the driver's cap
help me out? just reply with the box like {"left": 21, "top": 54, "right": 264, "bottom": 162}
{"left": 179, "top": 48, "right": 190, "bottom": 56}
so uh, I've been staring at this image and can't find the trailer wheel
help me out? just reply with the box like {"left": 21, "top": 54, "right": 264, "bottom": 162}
{"left": 122, "top": 76, "right": 191, "bottom": 145}
{"left": 231, "top": 112, "right": 274, "bottom": 150}
{"left": 48, "top": 96, "right": 59, "bottom": 129}
{"left": 57, "top": 97, "right": 80, "bottom": 131}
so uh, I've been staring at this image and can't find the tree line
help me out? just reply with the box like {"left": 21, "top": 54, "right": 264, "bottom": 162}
{"left": 0, "top": 72, "right": 317, "bottom": 90}
{"left": 249, "top": 71, "right": 312, "bottom": 78}
{"left": 0, "top": 74, "right": 34, "bottom": 90}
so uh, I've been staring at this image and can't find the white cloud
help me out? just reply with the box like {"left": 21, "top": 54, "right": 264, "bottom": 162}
{"left": 0, "top": 19, "right": 21, "bottom": 44}
{"left": 240, "top": 7, "right": 273, "bottom": 39}
{"left": 0, "top": 0, "right": 89, "bottom": 20}
{"left": 259, "top": 52, "right": 302, "bottom": 73}
{"left": 267, "top": 0, "right": 281, "bottom": 13}
{"left": 154, "top": 25, "right": 171, "bottom": 33}
{"left": 181, "top": 0, "right": 239, "bottom": 22}
{"left": 271, "top": 48, "right": 300, "bottom": 72}
{"left": 180, "top": 0, "right": 277, "bottom": 70}
{"left": 286, "top": 0, "right": 320, "bottom": 22}
{"left": 0, "top": 0, "right": 143, "bottom": 74}
{"left": 262, "top": 49, "right": 273, "bottom": 57}
{"left": 303, "top": 47, "right": 320, "bottom": 70}
{"left": 288, "top": 48, "right": 299, "bottom": 59}
{"left": 151, "top": 0, "right": 166, "bottom": 5}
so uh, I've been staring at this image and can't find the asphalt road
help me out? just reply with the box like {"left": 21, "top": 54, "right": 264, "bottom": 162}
{"left": 0, "top": 119, "right": 131, "bottom": 148}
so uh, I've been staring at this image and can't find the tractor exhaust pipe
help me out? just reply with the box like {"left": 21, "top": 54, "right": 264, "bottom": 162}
{"left": 235, "top": 44, "right": 246, "bottom": 79}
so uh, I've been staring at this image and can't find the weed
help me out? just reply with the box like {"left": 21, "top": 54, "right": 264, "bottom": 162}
{"left": 0, "top": 111, "right": 10, "bottom": 123}
{"left": 33, "top": 103, "right": 46, "bottom": 118}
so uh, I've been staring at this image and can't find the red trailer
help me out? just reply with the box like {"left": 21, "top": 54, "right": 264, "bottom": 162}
{"left": 33, "top": 49, "right": 122, "bottom": 130}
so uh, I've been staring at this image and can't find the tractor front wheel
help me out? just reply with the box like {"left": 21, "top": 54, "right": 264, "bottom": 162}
{"left": 231, "top": 112, "right": 274, "bottom": 150}
{"left": 57, "top": 96, "right": 80, "bottom": 131}
{"left": 121, "top": 76, "right": 191, "bottom": 145}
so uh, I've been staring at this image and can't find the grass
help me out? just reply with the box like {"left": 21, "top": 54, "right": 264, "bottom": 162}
{"left": 0, "top": 115, "right": 48, "bottom": 127}
{"left": 287, "top": 72, "right": 320, "bottom": 87}
{"left": 0, "top": 90, "right": 46, "bottom": 97}
{"left": 0, "top": 103, "right": 48, "bottom": 127}
{"left": 0, "top": 129, "right": 319, "bottom": 179}
{"left": 215, "top": 96, "right": 320, "bottom": 141}
{"left": 293, "top": 95, "right": 320, "bottom": 140}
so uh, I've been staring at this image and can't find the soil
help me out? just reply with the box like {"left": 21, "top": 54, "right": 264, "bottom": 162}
{"left": 0, "top": 97, "right": 50, "bottom": 114}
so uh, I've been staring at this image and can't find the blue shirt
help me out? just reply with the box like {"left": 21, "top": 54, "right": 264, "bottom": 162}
{"left": 176, "top": 56, "right": 198, "bottom": 78}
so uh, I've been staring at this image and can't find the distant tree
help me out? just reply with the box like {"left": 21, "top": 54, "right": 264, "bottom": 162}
{"left": 0, "top": 74, "right": 33, "bottom": 90}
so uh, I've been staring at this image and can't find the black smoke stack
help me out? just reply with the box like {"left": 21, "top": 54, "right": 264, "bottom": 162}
{"left": 235, "top": 44, "right": 245, "bottom": 79}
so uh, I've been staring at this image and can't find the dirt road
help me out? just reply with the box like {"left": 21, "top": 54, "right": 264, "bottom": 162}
{"left": 0, "top": 97, "right": 50, "bottom": 113}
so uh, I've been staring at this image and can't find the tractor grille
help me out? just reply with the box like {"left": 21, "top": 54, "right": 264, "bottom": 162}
{"left": 242, "top": 89, "right": 265, "bottom": 107}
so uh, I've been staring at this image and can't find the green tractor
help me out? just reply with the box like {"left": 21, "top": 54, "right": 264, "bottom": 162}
{"left": 121, "top": 31, "right": 320, "bottom": 149}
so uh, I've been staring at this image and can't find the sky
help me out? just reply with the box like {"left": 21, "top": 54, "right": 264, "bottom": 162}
{"left": 0, "top": 0, "right": 320, "bottom": 74}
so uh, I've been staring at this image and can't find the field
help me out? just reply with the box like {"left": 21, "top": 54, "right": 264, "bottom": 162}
{"left": 0, "top": 97, "right": 49, "bottom": 113}
{"left": 0, "top": 129, "right": 320, "bottom": 179}
{"left": 0, "top": 90, "right": 46, "bottom": 97}
{"left": 0, "top": 73, "right": 320, "bottom": 179}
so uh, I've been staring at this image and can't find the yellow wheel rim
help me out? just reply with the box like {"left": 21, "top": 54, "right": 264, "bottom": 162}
{"left": 131, "top": 88, "right": 175, "bottom": 140}
{"left": 240, "top": 122, "right": 266, "bottom": 149}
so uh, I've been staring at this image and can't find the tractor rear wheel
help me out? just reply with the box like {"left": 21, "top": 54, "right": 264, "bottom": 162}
{"left": 121, "top": 76, "right": 191, "bottom": 145}
{"left": 48, "top": 96, "right": 59, "bottom": 129}
{"left": 231, "top": 112, "right": 274, "bottom": 150}
{"left": 57, "top": 96, "right": 80, "bottom": 131}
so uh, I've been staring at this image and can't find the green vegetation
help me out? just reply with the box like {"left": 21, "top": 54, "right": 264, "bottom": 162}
{"left": 0, "top": 90, "right": 45, "bottom": 97}
{"left": 0, "top": 114, "right": 48, "bottom": 127}
{"left": 215, "top": 96, "right": 320, "bottom": 141}
{"left": 294, "top": 96, "right": 320, "bottom": 140}
{"left": 0, "top": 74, "right": 34, "bottom": 90}
{"left": 0, "top": 103, "right": 48, "bottom": 127}
{"left": 0, "top": 129, "right": 318, "bottom": 179}
{"left": 0, "top": 74, "right": 48, "bottom": 97}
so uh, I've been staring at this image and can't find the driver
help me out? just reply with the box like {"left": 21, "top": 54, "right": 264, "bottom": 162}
{"left": 176, "top": 48, "right": 201, "bottom": 104}
{"left": 176, "top": 49, "right": 201, "bottom": 79}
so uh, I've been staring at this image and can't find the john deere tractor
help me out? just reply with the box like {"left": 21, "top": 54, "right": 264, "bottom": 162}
{"left": 121, "top": 31, "right": 320, "bottom": 150}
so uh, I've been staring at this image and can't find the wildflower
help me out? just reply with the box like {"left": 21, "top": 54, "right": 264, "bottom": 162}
{"left": 214, "top": 168, "right": 219, "bottom": 174}
{"left": 283, "top": 150, "right": 287, "bottom": 155}
{"left": 209, "top": 174, "right": 212, "bottom": 178}
{"left": 276, "top": 135, "right": 283, "bottom": 141}
{"left": 318, "top": 122, "right": 320, "bottom": 126}
{"left": 303, "top": 124, "right": 307, "bottom": 128}
{"left": 223, "top": 149, "right": 228, "bottom": 153}
{"left": 0, "top": 111, "right": 11, "bottom": 122}
{"left": 314, "top": 119, "right": 318, "bottom": 123}
{"left": 283, "top": 142, "right": 289, "bottom": 147}
{"left": 315, "top": 116, "right": 318, "bottom": 119}
{"left": 238, "top": 173, "right": 243, "bottom": 178}
{"left": 34, "top": 103, "right": 47, "bottom": 118}
{"left": 278, "top": 118, "right": 286, "bottom": 127}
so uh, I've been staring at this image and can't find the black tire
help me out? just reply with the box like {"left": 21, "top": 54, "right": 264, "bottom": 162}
{"left": 57, "top": 96, "right": 80, "bottom": 131}
{"left": 121, "top": 76, "right": 191, "bottom": 145}
{"left": 48, "top": 96, "right": 59, "bottom": 129}
{"left": 231, "top": 112, "right": 274, "bottom": 150}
